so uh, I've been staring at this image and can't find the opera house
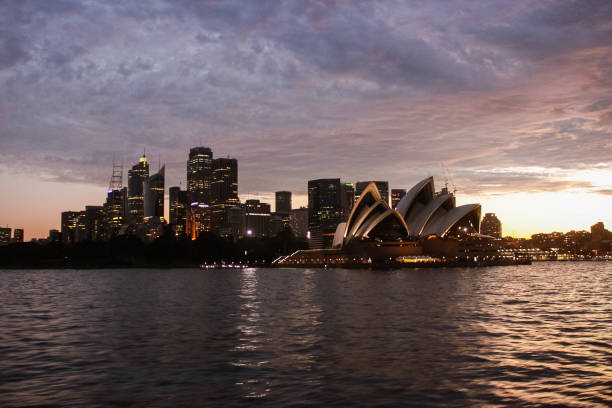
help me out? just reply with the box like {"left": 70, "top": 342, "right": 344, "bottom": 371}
{"left": 276, "top": 177, "right": 496, "bottom": 266}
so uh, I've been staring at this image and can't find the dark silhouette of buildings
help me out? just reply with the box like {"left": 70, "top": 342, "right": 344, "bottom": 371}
{"left": 340, "top": 183, "right": 355, "bottom": 221}
{"left": 275, "top": 191, "right": 292, "bottom": 215}
{"left": 212, "top": 157, "right": 239, "bottom": 235}
{"left": 0, "top": 228, "right": 11, "bottom": 245}
{"left": 169, "top": 187, "right": 189, "bottom": 237}
{"left": 290, "top": 207, "right": 309, "bottom": 239}
{"left": 61, "top": 211, "right": 85, "bottom": 244}
{"left": 244, "top": 199, "right": 271, "bottom": 237}
{"left": 13, "top": 229, "right": 24, "bottom": 243}
{"left": 308, "top": 178, "right": 342, "bottom": 249}
{"left": 481, "top": 213, "right": 502, "bottom": 238}
{"left": 187, "top": 147, "right": 213, "bottom": 204}
{"left": 144, "top": 165, "right": 165, "bottom": 218}
{"left": 391, "top": 189, "right": 406, "bottom": 209}
{"left": 356, "top": 181, "right": 389, "bottom": 206}
{"left": 127, "top": 153, "right": 149, "bottom": 223}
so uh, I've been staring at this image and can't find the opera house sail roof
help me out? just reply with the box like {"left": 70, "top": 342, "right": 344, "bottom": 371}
{"left": 333, "top": 177, "right": 481, "bottom": 248}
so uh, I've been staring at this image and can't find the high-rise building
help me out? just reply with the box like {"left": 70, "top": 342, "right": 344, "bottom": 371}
{"left": 13, "top": 229, "right": 24, "bottom": 243}
{"left": 391, "top": 189, "right": 406, "bottom": 209}
{"left": 211, "top": 157, "right": 239, "bottom": 234}
{"left": 275, "top": 191, "right": 292, "bottom": 215}
{"left": 187, "top": 147, "right": 213, "bottom": 204}
{"left": 308, "top": 178, "right": 342, "bottom": 249}
{"left": 340, "top": 182, "right": 354, "bottom": 221}
{"left": 144, "top": 165, "right": 165, "bottom": 218}
{"left": 102, "top": 188, "right": 126, "bottom": 239}
{"left": 481, "top": 213, "right": 502, "bottom": 238}
{"left": 0, "top": 227, "right": 11, "bottom": 245}
{"left": 355, "top": 181, "right": 389, "bottom": 206}
{"left": 169, "top": 187, "right": 190, "bottom": 237}
{"left": 244, "top": 199, "right": 271, "bottom": 237}
{"left": 61, "top": 211, "right": 86, "bottom": 244}
{"left": 127, "top": 153, "right": 149, "bottom": 223}
{"left": 84, "top": 206, "right": 104, "bottom": 241}
{"left": 290, "top": 207, "right": 309, "bottom": 239}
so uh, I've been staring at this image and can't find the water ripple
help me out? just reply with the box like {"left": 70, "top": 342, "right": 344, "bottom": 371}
{"left": 0, "top": 262, "right": 610, "bottom": 407}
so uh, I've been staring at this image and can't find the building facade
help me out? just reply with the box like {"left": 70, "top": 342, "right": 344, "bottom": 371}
{"left": 290, "top": 207, "right": 309, "bottom": 239}
{"left": 211, "top": 157, "right": 238, "bottom": 235}
{"left": 144, "top": 166, "right": 165, "bottom": 218}
{"left": 169, "top": 187, "right": 189, "bottom": 237}
{"left": 481, "top": 213, "right": 502, "bottom": 238}
{"left": 0, "top": 228, "right": 11, "bottom": 245}
{"left": 244, "top": 199, "right": 271, "bottom": 237}
{"left": 187, "top": 146, "right": 213, "bottom": 204}
{"left": 13, "top": 228, "right": 24, "bottom": 243}
{"left": 308, "top": 178, "right": 342, "bottom": 249}
{"left": 127, "top": 154, "right": 149, "bottom": 223}
{"left": 391, "top": 189, "right": 406, "bottom": 209}
{"left": 275, "top": 191, "right": 292, "bottom": 215}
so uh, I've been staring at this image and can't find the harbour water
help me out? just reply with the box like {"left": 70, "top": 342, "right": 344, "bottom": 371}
{"left": 1, "top": 262, "right": 610, "bottom": 407}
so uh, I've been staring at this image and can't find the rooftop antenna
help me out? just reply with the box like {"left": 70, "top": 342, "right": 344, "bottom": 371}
{"left": 108, "top": 155, "right": 123, "bottom": 191}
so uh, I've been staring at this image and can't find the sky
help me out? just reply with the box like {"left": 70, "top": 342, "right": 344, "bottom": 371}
{"left": 1, "top": 0, "right": 611, "bottom": 240}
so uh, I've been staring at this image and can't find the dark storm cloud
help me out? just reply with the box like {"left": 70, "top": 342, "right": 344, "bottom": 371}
{"left": 1, "top": 0, "right": 612, "bottom": 198}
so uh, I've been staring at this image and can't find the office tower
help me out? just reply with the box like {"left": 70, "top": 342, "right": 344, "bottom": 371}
{"left": 61, "top": 211, "right": 86, "bottom": 244}
{"left": 102, "top": 189, "right": 126, "bottom": 239}
{"left": 391, "top": 189, "right": 406, "bottom": 209}
{"left": 355, "top": 181, "right": 389, "bottom": 206}
{"left": 340, "top": 182, "right": 354, "bottom": 221}
{"left": 211, "top": 157, "right": 238, "bottom": 234}
{"left": 187, "top": 146, "right": 213, "bottom": 203}
{"left": 186, "top": 203, "right": 212, "bottom": 239}
{"left": 169, "top": 187, "right": 190, "bottom": 237}
{"left": 84, "top": 206, "right": 104, "bottom": 241}
{"left": 290, "top": 207, "right": 309, "bottom": 238}
{"left": 244, "top": 199, "right": 271, "bottom": 237}
{"left": 0, "top": 228, "right": 11, "bottom": 245}
{"left": 13, "top": 229, "right": 24, "bottom": 243}
{"left": 308, "top": 178, "right": 342, "bottom": 249}
{"left": 144, "top": 165, "right": 165, "bottom": 218}
{"left": 481, "top": 213, "right": 502, "bottom": 238}
{"left": 275, "top": 191, "right": 292, "bottom": 215}
{"left": 127, "top": 153, "right": 149, "bottom": 223}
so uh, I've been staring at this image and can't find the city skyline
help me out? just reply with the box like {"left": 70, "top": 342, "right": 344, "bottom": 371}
{"left": 2, "top": 1, "right": 612, "bottom": 240}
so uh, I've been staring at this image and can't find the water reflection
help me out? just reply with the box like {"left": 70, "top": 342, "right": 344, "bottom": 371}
{"left": 0, "top": 263, "right": 610, "bottom": 407}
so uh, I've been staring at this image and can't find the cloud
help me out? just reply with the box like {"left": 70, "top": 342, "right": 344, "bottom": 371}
{"left": 1, "top": 0, "right": 612, "bottom": 203}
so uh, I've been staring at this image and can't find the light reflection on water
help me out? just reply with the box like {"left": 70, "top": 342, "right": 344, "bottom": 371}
{"left": 0, "top": 263, "right": 610, "bottom": 407}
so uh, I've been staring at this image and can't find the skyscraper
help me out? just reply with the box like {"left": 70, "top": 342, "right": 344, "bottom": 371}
{"left": 308, "top": 178, "right": 342, "bottom": 249}
{"left": 169, "top": 187, "right": 189, "bottom": 237}
{"left": 211, "top": 157, "right": 238, "bottom": 234}
{"left": 391, "top": 189, "right": 406, "bottom": 209}
{"left": 187, "top": 147, "right": 213, "bottom": 204}
{"left": 275, "top": 191, "right": 292, "bottom": 215}
{"left": 290, "top": 207, "right": 309, "bottom": 238}
{"left": 481, "top": 213, "right": 502, "bottom": 238}
{"left": 144, "top": 165, "right": 165, "bottom": 218}
{"left": 355, "top": 181, "right": 389, "bottom": 206}
{"left": 127, "top": 153, "right": 149, "bottom": 223}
